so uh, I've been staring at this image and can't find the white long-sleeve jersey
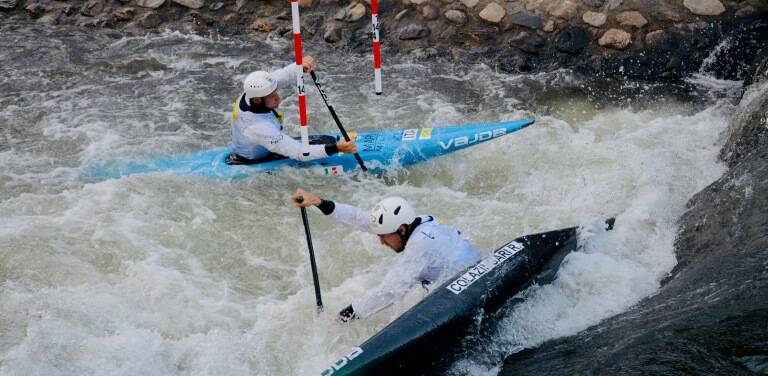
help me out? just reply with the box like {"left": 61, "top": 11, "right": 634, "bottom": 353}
{"left": 327, "top": 202, "right": 482, "bottom": 319}
{"left": 230, "top": 63, "right": 330, "bottom": 161}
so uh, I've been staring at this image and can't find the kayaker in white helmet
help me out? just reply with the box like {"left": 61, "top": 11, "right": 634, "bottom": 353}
{"left": 228, "top": 57, "right": 357, "bottom": 164}
{"left": 291, "top": 188, "right": 481, "bottom": 322}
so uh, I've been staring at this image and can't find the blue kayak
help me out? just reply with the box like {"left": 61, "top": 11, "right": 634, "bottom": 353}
{"left": 84, "top": 119, "right": 534, "bottom": 181}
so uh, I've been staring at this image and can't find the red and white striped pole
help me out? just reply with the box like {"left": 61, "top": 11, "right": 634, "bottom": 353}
{"left": 291, "top": 0, "right": 310, "bottom": 156}
{"left": 371, "top": 0, "right": 382, "bottom": 95}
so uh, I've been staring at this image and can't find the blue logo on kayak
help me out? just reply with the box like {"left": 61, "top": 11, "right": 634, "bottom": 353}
{"left": 439, "top": 128, "right": 507, "bottom": 150}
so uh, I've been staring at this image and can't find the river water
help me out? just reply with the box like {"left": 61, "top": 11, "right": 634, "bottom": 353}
{"left": 0, "top": 21, "right": 740, "bottom": 375}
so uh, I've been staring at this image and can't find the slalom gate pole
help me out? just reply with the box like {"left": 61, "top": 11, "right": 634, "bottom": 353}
{"left": 297, "top": 196, "right": 323, "bottom": 312}
{"left": 309, "top": 71, "right": 368, "bottom": 171}
{"left": 291, "top": 0, "right": 310, "bottom": 156}
{"left": 371, "top": 0, "right": 382, "bottom": 95}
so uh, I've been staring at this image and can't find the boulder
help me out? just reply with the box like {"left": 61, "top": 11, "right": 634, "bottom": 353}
{"left": 582, "top": 11, "right": 606, "bottom": 27}
{"left": 554, "top": 25, "right": 589, "bottom": 53}
{"left": 547, "top": 0, "right": 578, "bottom": 21}
{"left": 460, "top": 0, "right": 478, "bottom": 8}
{"left": 323, "top": 22, "right": 342, "bottom": 43}
{"left": 444, "top": 9, "right": 467, "bottom": 24}
{"left": 173, "top": 0, "right": 204, "bottom": 9}
{"left": 0, "top": 0, "right": 18, "bottom": 10}
{"left": 136, "top": 0, "right": 165, "bottom": 9}
{"left": 598, "top": 28, "right": 632, "bottom": 49}
{"left": 113, "top": 7, "right": 135, "bottom": 21}
{"left": 683, "top": 0, "right": 725, "bottom": 16}
{"left": 616, "top": 11, "right": 648, "bottom": 28}
{"left": 25, "top": 3, "right": 45, "bottom": 18}
{"left": 422, "top": 4, "right": 439, "bottom": 20}
{"left": 139, "top": 12, "right": 164, "bottom": 27}
{"left": 479, "top": 2, "right": 505, "bottom": 23}
{"left": 508, "top": 11, "right": 543, "bottom": 29}
{"left": 509, "top": 31, "right": 545, "bottom": 53}
{"left": 81, "top": 0, "right": 104, "bottom": 16}
{"left": 398, "top": 23, "right": 430, "bottom": 40}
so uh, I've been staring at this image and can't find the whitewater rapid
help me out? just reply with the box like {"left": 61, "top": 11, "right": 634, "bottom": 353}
{"left": 0, "top": 23, "right": 735, "bottom": 375}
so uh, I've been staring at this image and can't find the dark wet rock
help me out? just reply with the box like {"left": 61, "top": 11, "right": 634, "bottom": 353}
{"left": 508, "top": 11, "right": 542, "bottom": 30}
{"left": 509, "top": 31, "right": 545, "bottom": 53}
{"left": 499, "top": 54, "right": 535, "bottom": 73}
{"left": 553, "top": 26, "right": 589, "bottom": 54}
{"left": 188, "top": 11, "right": 214, "bottom": 26}
{"left": 444, "top": 9, "right": 466, "bottom": 24}
{"left": 62, "top": 4, "right": 80, "bottom": 16}
{"left": 605, "top": 0, "right": 622, "bottom": 10}
{"left": 81, "top": 0, "right": 104, "bottom": 17}
{"left": 302, "top": 14, "right": 323, "bottom": 35}
{"left": 422, "top": 4, "right": 439, "bottom": 20}
{"left": 721, "top": 53, "right": 768, "bottom": 166}
{"left": 398, "top": 23, "right": 430, "bottom": 40}
{"left": 113, "top": 7, "right": 135, "bottom": 21}
{"left": 376, "top": 0, "right": 395, "bottom": 13}
{"left": 0, "top": 0, "right": 18, "bottom": 11}
{"left": 501, "top": 67, "right": 768, "bottom": 376}
{"left": 323, "top": 22, "right": 343, "bottom": 43}
{"left": 582, "top": 0, "right": 603, "bottom": 7}
{"left": 139, "top": 12, "right": 164, "bottom": 28}
{"left": 658, "top": 4, "right": 685, "bottom": 21}
{"left": 644, "top": 29, "right": 682, "bottom": 51}
{"left": 209, "top": 2, "right": 223, "bottom": 11}
{"left": 38, "top": 11, "right": 59, "bottom": 24}
{"left": 24, "top": 3, "right": 46, "bottom": 18}
{"left": 411, "top": 47, "right": 439, "bottom": 59}
{"left": 438, "top": 24, "right": 460, "bottom": 39}
{"left": 275, "top": 9, "right": 289, "bottom": 20}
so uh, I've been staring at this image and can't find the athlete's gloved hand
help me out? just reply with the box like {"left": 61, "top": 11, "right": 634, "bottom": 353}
{"left": 338, "top": 304, "right": 358, "bottom": 323}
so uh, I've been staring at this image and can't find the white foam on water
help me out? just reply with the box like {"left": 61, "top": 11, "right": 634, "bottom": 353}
{"left": 0, "top": 25, "right": 736, "bottom": 376}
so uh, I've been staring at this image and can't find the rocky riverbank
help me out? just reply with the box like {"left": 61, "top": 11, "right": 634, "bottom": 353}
{"left": 500, "top": 49, "right": 768, "bottom": 375}
{"left": 1, "top": 0, "right": 766, "bottom": 80}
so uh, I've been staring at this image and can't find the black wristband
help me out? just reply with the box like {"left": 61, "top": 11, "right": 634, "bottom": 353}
{"left": 317, "top": 199, "right": 335, "bottom": 215}
{"left": 324, "top": 143, "right": 340, "bottom": 155}
{"left": 339, "top": 304, "right": 357, "bottom": 322}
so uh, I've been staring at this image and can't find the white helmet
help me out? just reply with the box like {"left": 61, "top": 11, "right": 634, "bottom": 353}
{"left": 369, "top": 197, "right": 417, "bottom": 235}
{"left": 243, "top": 71, "right": 277, "bottom": 101}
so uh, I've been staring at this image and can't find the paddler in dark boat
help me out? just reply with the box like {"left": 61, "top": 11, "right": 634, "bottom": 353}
{"left": 228, "top": 57, "right": 357, "bottom": 165}
{"left": 291, "top": 188, "right": 481, "bottom": 322}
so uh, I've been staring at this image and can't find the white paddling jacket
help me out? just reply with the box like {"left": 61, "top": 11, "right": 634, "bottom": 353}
{"left": 322, "top": 201, "right": 482, "bottom": 319}
{"left": 231, "top": 63, "right": 336, "bottom": 160}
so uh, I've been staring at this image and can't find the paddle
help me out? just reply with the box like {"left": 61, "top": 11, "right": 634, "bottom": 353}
{"left": 297, "top": 196, "right": 323, "bottom": 313}
{"left": 309, "top": 71, "right": 368, "bottom": 172}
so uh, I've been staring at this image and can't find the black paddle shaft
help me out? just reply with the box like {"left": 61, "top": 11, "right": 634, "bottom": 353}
{"left": 298, "top": 197, "right": 323, "bottom": 311}
{"left": 310, "top": 71, "right": 368, "bottom": 172}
